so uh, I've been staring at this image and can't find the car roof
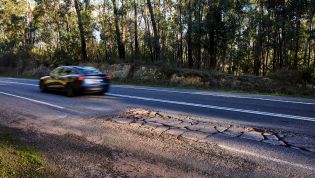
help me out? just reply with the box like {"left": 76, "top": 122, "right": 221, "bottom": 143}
{"left": 61, "top": 66, "right": 97, "bottom": 70}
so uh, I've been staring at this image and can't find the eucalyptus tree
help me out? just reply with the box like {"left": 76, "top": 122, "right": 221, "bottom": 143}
{"left": 74, "top": 0, "right": 88, "bottom": 62}
{"left": 112, "top": 0, "right": 126, "bottom": 61}
{"left": 0, "top": 0, "right": 314, "bottom": 77}
{"left": 147, "top": 0, "right": 161, "bottom": 62}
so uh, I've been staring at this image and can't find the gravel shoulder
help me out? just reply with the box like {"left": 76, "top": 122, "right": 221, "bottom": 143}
{"left": 0, "top": 106, "right": 314, "bottom": 177}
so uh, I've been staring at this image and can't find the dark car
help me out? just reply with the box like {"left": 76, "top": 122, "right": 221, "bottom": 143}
{"left": 39, "top": 66, "right": 111, "bottom": 96}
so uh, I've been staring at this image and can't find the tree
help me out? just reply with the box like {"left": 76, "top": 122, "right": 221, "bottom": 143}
{"left": 0, "top": 0, "right": 314, "bottom": 78}
{"left": 186, "top": 0, "right": 193, "bottom": 68}
{"left": 254, "top": 0, "right": 264, "bottom": 76}
{"left": 112, "top": 0, "right": 126, "bottom": 61}
{"left": 74, "top": 0, "right": 88, "bottom": 62}
{"left": 134, "top": 0, "right": 139, "bottom": 60}
{"left": 147, "top": 0, "right": 161, "bottom": 62}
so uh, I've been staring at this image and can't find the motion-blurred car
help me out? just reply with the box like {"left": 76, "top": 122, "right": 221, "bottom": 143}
{"left": 39, "top": 66, "right": 111, "bottom": 96}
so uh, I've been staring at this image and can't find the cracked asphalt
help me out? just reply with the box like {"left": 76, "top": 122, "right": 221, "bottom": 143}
{"left": 0, "top": 77, "right": 314, "bottom": 177}
{"left": 117, "top": 109, "right": 315, "bottom": 152}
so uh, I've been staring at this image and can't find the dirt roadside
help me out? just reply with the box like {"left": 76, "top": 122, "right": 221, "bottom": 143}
{"left": 0, "top": 107, "right": 314, "bottom": 177}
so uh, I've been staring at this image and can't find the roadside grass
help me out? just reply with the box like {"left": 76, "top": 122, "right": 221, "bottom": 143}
{"left": 0, "top": 127, "right": 59, "bottom": 177}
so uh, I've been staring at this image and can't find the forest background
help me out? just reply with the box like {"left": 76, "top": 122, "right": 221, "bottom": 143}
{"left": 1, "top": 0, "right": 315, "bottom": 96}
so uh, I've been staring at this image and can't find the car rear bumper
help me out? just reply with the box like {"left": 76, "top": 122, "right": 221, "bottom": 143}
{"left": 80, "top": 83, "right": 110, "bottom": 94}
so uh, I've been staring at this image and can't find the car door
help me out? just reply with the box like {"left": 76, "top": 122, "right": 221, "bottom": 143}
{"left": 48, "top": 67, "right": 64, "bottom": 90}
{"left": 58, "top": 67, "right": 76, "bottom": 89}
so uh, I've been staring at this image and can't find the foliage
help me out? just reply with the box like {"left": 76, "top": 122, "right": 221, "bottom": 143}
{"left": 0, "top": 0, "right": 315, "bottom": 78}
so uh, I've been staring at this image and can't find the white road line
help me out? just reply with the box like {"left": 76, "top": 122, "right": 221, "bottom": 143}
{"left": 0, "top": 81, "right": 38, "bottom": 86}
{"left": 0, "top": 92, "right": 64, "bottom": 109}
{"left": 113, "top": 85, "right": 315, "bottom": 105}
{"left": 4, "top": 77, "right": 38, "bottom": 81}
{"left": 219, "top": 144, "right": 315, "bottom": 171}
{"left": 107, "top": 93, "right": 315, "bottom": 122}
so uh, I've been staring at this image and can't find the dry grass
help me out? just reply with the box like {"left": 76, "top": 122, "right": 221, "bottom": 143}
{"left": 0, "top": 127, "right": 60, "bottom": 178}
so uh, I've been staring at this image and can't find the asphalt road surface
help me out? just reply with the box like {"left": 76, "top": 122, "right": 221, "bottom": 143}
{"left": 0, "top": 77, "right": 314, "bottom": 136}
{"left": 0, "top": 77, "right": 315, "bottom": 177}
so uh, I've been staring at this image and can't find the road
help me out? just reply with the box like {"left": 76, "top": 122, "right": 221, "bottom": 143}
{"left": 0, "top": 77, "right": 314, "bottom": 136}
{"left": 0, "top": 77, "right": 315, "bottom": 177}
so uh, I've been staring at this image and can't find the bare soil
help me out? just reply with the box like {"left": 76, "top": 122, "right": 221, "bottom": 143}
{"left": 0, "top": 107, "right": 312, "bottom": 177}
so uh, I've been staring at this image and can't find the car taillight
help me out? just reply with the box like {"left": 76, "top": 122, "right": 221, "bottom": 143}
{"left": 77, "top": 76, "right": 85, "bottom": 81}
{"left": 105, "top": 76, "right": 112, "bottom": 80}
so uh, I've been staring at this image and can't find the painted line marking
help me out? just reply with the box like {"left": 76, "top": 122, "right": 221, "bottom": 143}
{"left": 1, "top": 78, "right": 315, "bottom": 105}
{"left": 0, "top": 81, "right": 38, "bottom": 86}
{"left": 3, "top": 77, "right": 38, "bottom": 81}
{"left": 0, "top": 92, "right": 64, "bottom": 109}
{"left": 107, "top": 93, "right": 315, "bottom": 122}
{"left": 219, "top": 144, "right": 315, "bottom": 171}
{"left": 113, "top": 85, "right": 315, "bottom": 105}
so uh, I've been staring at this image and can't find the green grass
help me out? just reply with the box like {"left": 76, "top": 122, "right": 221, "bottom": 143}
{"left": 0, "top": 128, "right": 59, "bottom": 178}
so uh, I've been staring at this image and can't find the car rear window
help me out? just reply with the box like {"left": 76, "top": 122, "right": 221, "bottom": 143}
{"left": 76, "top": 67, "right": 102, "bottom": 75}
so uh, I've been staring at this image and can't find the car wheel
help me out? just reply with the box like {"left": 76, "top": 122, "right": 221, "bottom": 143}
{"left": 96, "top": 91, "right": 105, "bottom": 95}
{"left": 96, "top": 87, "right": 109, "bottom": 95}
{"left": 66, "top": 84, "right": 75, "bottom": 97}
{"left": 39, "top": 83, "right": 47, "bottom": 93}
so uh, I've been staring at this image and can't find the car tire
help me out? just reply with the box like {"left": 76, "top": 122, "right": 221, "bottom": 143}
{"left": 96, "top": 91, "right": 105, "bottom": 95}
{"left": 66, "top": 84, "right": 75, "bottom": 97}
{"left": 39, "top": 83, "right": 47, "bottom": 93}
{"left": 96, "top": 87, "right": 109, "bottom": 95}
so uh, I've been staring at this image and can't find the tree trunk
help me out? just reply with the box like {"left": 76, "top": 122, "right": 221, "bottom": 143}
{"left": 207, "top": 1, "right": 218, "bottom": 70}
{"left": 55, "top": 0, "right": 62, "bottom": 62}
{"left": 196, "top": 2, "right": 203, "bottom": 69}
{"left": 293, "top": 8, "right": 301, "bottom": 70}
{"left": 273, "top": 43, "right": 277, "bottom": 72}
{"left": 208, "top": 32, "right": 216, "bottom": 69}
{"left": 177, "top": 0, "right": 183, "bottom": 67}
{"left": 142, "top": 9, "right": 152, "bottom": 61}
{"left": 307, "top": 16, "right": 313, "bottom": 68}
{"left": 121, "top": 0, "right": 126, "bottom": 59}
{"left": 308, "top": 40, "right": 312, "bottom": 68}
{"left": 74, "top": 0, "right": 88, "bottom": 62}
{"left": 147, "top": 0, "right": 161, "bottom": 62}
{"left": 161, "top": 0, "right": 167, "bottom": 60}
{"left": 187, "top": 0, "right": 193, "bottom": 68}
{"left": 254, "top": 0, "right": 263, "bottom": 76}
{"left": 279, "top": 0, "right": 286, "bottom": 68}
{"left": 134, "top": 0, "right": 139, "bottom": 60}
{"left": 112, "top": 0, "right": 126, "bottom": 61}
